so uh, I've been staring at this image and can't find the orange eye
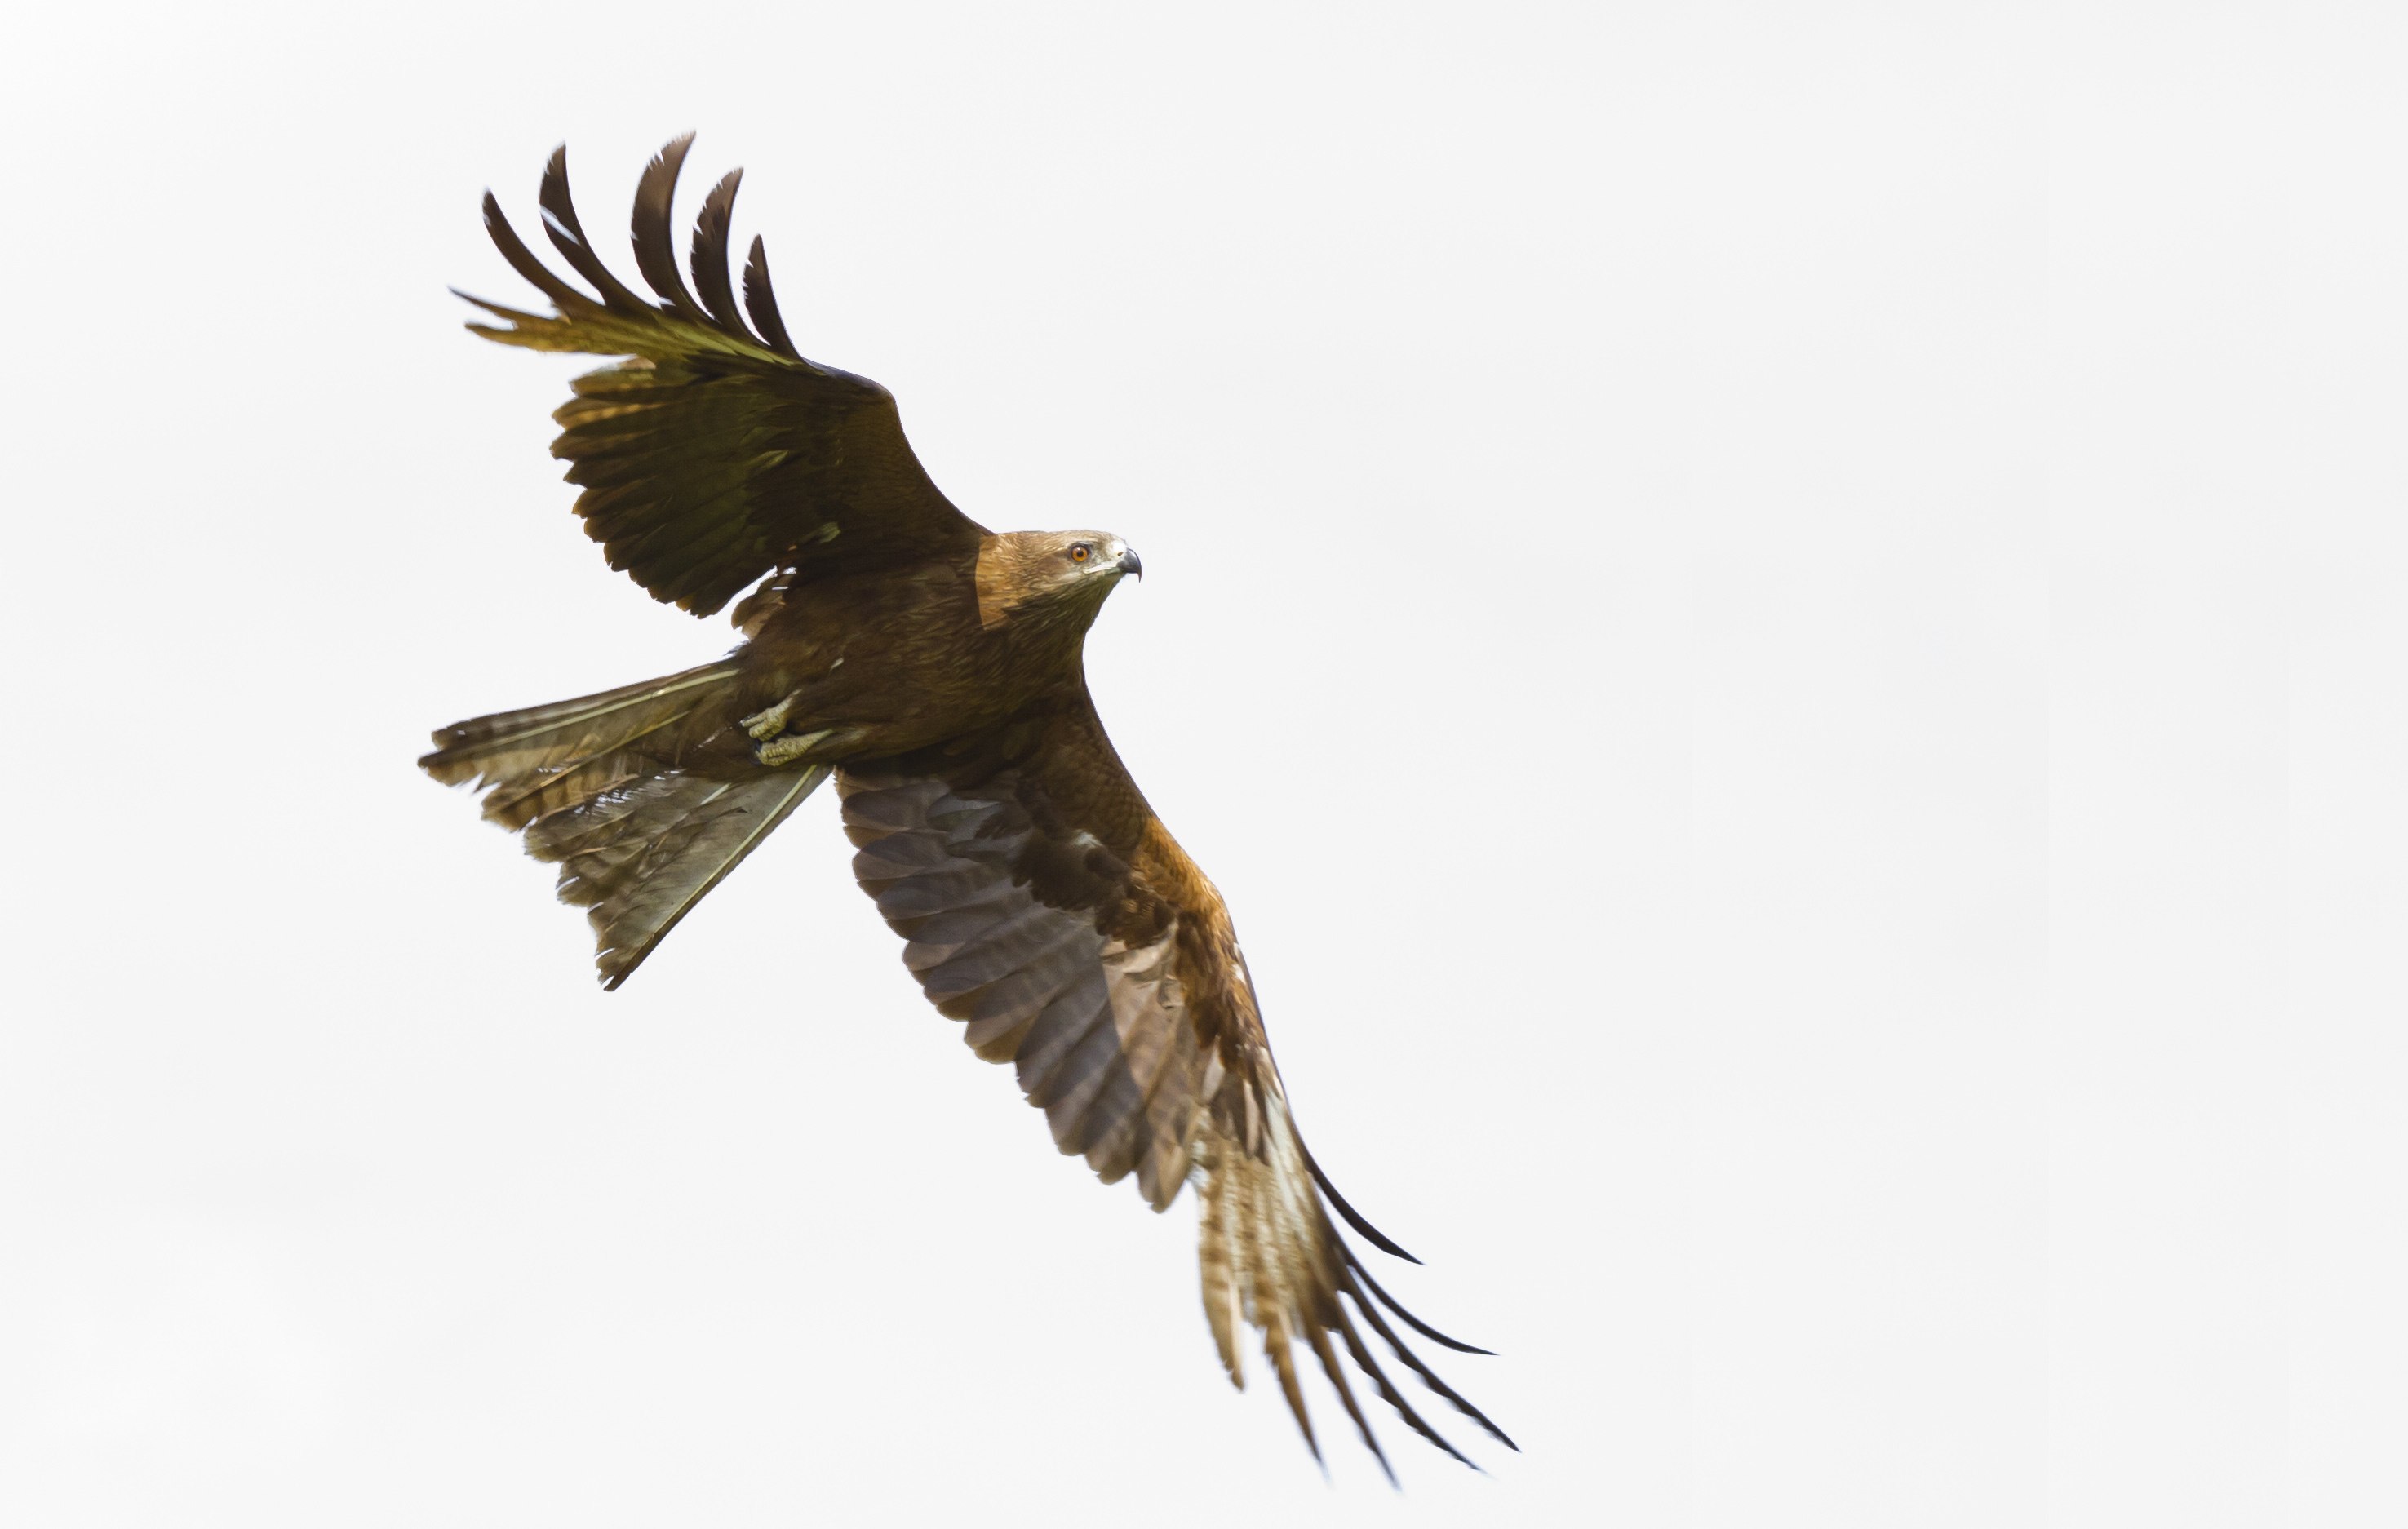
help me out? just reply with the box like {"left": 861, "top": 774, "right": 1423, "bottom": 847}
{"left": 1069, "top": 543, "right": 1092, "bottom": 563}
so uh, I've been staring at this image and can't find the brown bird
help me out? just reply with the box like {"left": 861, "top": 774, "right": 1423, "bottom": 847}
{"left": 421, "top": 135, "right": 1509, "bottom": 1478}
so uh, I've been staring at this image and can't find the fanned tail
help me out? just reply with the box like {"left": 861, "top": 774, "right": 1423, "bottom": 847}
{"left": 421, "top": 660, "right": 743, "bottom": 829}
{"left": 526, "top": 765, "right": 827, "bottom": 987}
{"left": 421, "top": 662, "right": 826, "bottom": 986}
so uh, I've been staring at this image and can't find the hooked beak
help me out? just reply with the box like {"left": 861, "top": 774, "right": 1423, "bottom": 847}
{"left": 1117, "top": 546, "right": 1143, "bottom": 580}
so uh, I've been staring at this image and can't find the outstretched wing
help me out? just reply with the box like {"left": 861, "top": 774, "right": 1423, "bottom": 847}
{"left": 838, "top": 697, "right": 1513, "bottom": 1477}
{"left": 461, "top": 135, "right": 984, "bottom": 618}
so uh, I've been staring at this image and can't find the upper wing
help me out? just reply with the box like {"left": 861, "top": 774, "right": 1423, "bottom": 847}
{"left": 838, "top": 697, "right": 1513, "bottom": 1477}
{"left": 459, "top": 136, "right": 985, "bottom": 618}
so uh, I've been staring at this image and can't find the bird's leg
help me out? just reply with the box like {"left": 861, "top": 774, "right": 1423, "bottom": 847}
{"left": 742, "top": 693, "right": 836, "bottom": 766}
{"left": 756, "top": 728, "right": 833, "bottom": 768}
{"left": 741, "top": 695, "right": 796, "bottom": 740}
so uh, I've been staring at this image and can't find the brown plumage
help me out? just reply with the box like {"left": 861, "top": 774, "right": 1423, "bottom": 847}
{"left": 420, "top": 135, "right": 1510, "bottom": 1478}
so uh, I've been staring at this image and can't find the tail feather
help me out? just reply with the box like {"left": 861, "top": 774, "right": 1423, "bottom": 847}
{"left": 421, "top": 659, "right": 740, "bottom": 829}
{"left": 422, "top": 661, "right": 827, "bottom": 986}
{"left": 530, "top": 765, "right": 827, "bottom": 988}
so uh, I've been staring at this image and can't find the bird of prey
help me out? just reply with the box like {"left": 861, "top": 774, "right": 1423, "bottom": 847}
{"left": 420, "top": 135, "right": 1509, "bottom": 1477}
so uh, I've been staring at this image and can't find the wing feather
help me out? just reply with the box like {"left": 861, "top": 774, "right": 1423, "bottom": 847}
{"left": 537, "top": 145, "right": 650, "bottom": 312}
{"left": 476, "top": 192, "right": 592, "bottom": 313}
{"left": 630, "top": 133, "right": 712, "bottom": 323}
{"left": 460, "top": 139, "right": 983, "bottom": 616}
{"left": 836, "top": 695, "right": 1505, "bottom": 1474}
{"left": 689, "top": 169, "right": 750, "bottom": 335}
{"left": 743, "top": 233, "right": 803, "bottom": 360}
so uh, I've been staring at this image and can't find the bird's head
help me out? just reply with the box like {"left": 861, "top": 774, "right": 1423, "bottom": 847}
{"left": 976, "top": 530, "right": 1142, "bottom": 632}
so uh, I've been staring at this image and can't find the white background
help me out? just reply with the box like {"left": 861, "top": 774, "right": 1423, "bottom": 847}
{"left": 1, "top": 3, "right": 2398, "bottom": 1525}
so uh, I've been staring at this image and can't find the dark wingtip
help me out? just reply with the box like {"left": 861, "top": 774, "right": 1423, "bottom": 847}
{"left": 537, "top": 143, "right": 645, "bottom": 311}
{"left": 631, "top": 133, "right": 709, "bottom": 321}
{"left": 1331, "top": 1305, "right": 1483, "bottom": 1473}
{"left": 689, "top": 166, "right": 752, "bottom": 336}
{"left": 1305, "top": 1149, "right": 1421, "bottom": 1264}
{"left": 1307, "top": 1326, "right": 1397, "bottom": 1486}
{"left": 743, "top": 233, "right": 803, "bottom": 360}
{"left": 1342, "top": 1245, "right": 1493, "bottom": 1354}
{"left": 1337, "top": 1272, "right": 1517, "bottom": 1451}
{"left": 477, "top": 191, "right": 592, "bottom": 313}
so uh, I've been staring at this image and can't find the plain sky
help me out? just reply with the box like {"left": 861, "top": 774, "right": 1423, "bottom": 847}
{"left": 1, "top": 3, "right": 2400, "bottom": 1526}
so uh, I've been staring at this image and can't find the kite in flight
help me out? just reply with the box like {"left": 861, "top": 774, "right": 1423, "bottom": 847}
{"left": 420, "top": 135, "right": 1509, "bottom": 1478}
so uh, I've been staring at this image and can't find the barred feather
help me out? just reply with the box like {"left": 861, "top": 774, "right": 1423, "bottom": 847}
{"left": 421, "top": 661, "right": 826, "bottom": 986}
{"left": 838, "top": 720, "right": 1512, "bottom": 1477}
{"left": 529, "top": 765, "right": 827, "bottom": 988}
{"left": 420, "top": 660, "right": 740, "bottom": 830}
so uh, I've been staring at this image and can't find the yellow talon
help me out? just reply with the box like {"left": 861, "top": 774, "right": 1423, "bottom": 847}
{"left": 741, "top": 697, "right": 795, "bottom": 740}
{"left": 756, "top": 729, "right": 830, "bottom": 768}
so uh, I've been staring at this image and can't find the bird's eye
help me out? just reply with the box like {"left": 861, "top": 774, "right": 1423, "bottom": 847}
{"left": 1069, "top": 543, "right": 1092, "bottom": 564}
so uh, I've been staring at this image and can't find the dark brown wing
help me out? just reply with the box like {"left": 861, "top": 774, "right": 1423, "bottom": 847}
{"left": 459, "top": 135, "right": 984, "bottom": 618}
{"left": 838, "top": 696, "right": 1513, "bottom": 1477}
